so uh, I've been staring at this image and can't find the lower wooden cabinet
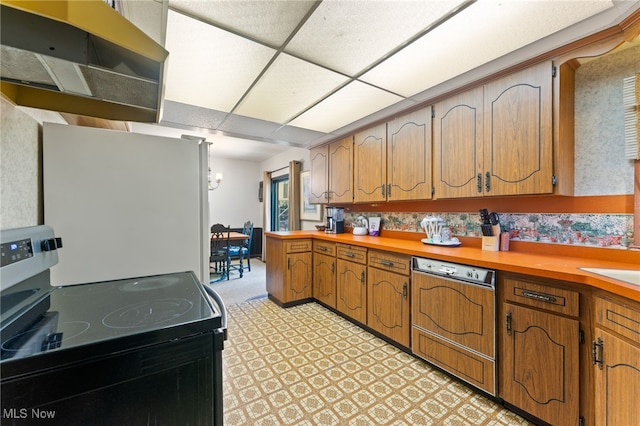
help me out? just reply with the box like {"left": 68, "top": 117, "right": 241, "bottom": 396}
{"left": 313, "top": 252, "right": 336, "bottom": 308}
{"left": 336, "top": 244, "right": 368, "bottom": 324}
{"left": 266, "top": 237, "right": 312, "bottom": 305}
{"left": 593, "top": 297, "right": 640, "bottom": 426}
{"left": 499, "top": 275, "right": 580, "bottom": 426}
{"left": 367, "top": 251, "right": 411, "bottom": 348}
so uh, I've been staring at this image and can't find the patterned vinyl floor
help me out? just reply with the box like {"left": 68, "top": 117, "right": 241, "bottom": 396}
{"left": 223, "top": 299, "right": 531, "bottom": 426}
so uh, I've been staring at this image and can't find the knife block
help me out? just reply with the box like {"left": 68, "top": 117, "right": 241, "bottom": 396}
{"left": 482, "top": 236, "right": 499, "bottom": 251}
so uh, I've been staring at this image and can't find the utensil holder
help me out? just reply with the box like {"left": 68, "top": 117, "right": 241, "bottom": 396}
{"left": 482, "top": 236, "right": 499, "bottom": 251}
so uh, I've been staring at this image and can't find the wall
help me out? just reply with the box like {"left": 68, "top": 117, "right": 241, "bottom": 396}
{"left": 208, "top": 156, "right": 263, "bottom": 229}
{"left": 574, "top": 43, "right": 639, "bottom": 195}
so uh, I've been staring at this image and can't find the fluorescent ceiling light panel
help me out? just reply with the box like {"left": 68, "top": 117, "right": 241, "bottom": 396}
{"left": 165, "top": 9, "right": 276, "bottom": 112}
{"left": 361, "top": 0, "right": 614, "bottom": 97}
{"left": 169, "top": 0, "right": 317, "bottom": 47}
{"left": 285, "top": 0, "right": 468, "bottom": 76}
{"left": 235, "top": 53, "right": 350, "bottom": 124}
{"left": 290, "top": 81, "right": 403, "bottom": 133}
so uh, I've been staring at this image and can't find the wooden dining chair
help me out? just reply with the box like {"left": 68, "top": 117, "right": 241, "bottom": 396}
{"left": 228, "top": 221, "right": 254, "bottom": 277}
{"left": 209, "top": 223, "right": 230, "bottom": 283}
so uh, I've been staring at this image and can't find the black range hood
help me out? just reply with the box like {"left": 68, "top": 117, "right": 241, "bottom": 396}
{"left": 0, "top": 0, "right": 168, "bottom": 122}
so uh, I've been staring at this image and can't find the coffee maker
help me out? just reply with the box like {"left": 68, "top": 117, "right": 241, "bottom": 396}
{"left": 325, "top": 207, "right": 344, "bottom": 234}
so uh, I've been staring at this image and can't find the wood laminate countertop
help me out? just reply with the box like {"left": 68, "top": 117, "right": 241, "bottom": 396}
{"left": 266, "top": 230, "right": 640, "bottom": 302}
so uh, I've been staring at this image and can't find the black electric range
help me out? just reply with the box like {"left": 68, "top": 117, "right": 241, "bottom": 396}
{"left": 0, "top": 226, "right": 226, "bottom": 426}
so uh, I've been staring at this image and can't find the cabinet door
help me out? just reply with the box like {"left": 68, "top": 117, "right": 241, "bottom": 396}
{"left": 328, "top": 136, "right": 353, "bottom": 203}
{"left": 354, "top": 124, "right": 386, "bottom": 203}
{"left": 433, "top": 86, "right": 484, "bottom": 199}
{"left": 500, "top": 303, "right": 579, "bottom": 425}
{"left": 484, "top": 61, "right": 553, "bottom": 196}
{"left": 313, "top": 252, "right": 336, "bottom": 308}
{"left": 594, "top": 328, "right": 640, "bottom": 426}
{"left": 367, "top": 268, "right": 410, "bottom": 347}
{"left": 387, "top": 106, "right": 432, "bottom": 201}
{"left": 336, "top": 259, "right": 367, "bottom": 324}
{"left": 309, "top": 145, "right": 328, "bottom": 204}
{"left": 285, "top": 252, "right": 312, "bottom": 302}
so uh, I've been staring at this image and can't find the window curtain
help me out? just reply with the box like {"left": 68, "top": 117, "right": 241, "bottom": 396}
{"left": 261, "top": 170, "right": 271, "bottom": 262}
{"left": 288, "top": 161, "right": 301, "bottom": 231}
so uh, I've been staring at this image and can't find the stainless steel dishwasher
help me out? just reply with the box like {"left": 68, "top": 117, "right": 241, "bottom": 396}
{"left": 411, "top": 257, "right": 497, "bottom": 396}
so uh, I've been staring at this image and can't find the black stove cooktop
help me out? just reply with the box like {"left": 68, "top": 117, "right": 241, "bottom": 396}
{"left": 1, "top": 271, "right": 219, "bottom": 362}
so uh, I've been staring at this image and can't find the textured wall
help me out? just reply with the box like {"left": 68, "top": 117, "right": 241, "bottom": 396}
{"left": 0, "top": 99, "right": 41, "bottom": 229}
{"left": 574, "top": 44, "right": 640, "bottom": 195}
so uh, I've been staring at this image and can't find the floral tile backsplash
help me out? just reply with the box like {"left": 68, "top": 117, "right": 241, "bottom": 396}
{"left": 345, "top": 211, "right": 635, "bottom": 249}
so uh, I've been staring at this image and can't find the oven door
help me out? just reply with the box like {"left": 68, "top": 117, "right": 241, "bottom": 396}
{"left": 1, "top": 330, "right": 218, "bottom": 425}
{"left": 411, "top": 270, "right": 496, "bottom": 395}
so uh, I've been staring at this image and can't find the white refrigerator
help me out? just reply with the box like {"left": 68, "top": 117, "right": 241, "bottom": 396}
{"left": 43, "top": 122, "right": 209, "bottom": 286}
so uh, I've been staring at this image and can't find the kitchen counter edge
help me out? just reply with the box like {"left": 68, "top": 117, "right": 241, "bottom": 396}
{"left": 265, "top": 230, "right": 640, "bottom": 302}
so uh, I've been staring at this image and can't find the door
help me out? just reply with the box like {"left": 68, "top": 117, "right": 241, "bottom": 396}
{"left": 368, "top": 268, "right": 410, "bottom": 347}
{"left": 336, "top": 259, "right": 367, "bottom": 324}
{"left": 271, "top": 175, "right": 289, "bottom": 231}
{"left": 500, "top": 302, "right": 579, "bottom": 425}
{"left": 313, "top": 252, "right": 336, "bottom": 308}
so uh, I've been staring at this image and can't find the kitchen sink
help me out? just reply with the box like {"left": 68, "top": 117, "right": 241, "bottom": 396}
{"left": 580, "top": 268, "right": 640, "bottom": 286}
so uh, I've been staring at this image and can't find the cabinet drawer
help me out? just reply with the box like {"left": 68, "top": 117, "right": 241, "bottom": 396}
{"left": 336, "top": 244, "right": 367, "bottom": 264}
{"left": 368, "top": 250, "right": 410, "bottom": 275}
{"left": 503, "top": 277, "right": 579, "bottom": 317}
{"left": 595, "top": 297, "right": 640, "bottom": 342}
{"left": 313, "top": 240, "right": 336, "bottom": 256}
{"left": 285, "top": 239, "right": 312, "bottom": 253}
{"left": 413, "top": 327, "right": 495, "bottom": 395}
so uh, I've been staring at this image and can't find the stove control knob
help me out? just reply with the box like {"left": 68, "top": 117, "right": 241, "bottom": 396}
{"left": 41, "top": 237, "right": 63, "bottom": 252}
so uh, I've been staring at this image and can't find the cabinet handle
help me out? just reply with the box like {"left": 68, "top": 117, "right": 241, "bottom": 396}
{"left": 319, "top": 246, "right": 328, "bottom": 252}
{"left": 387, "top": 184, "right": 391, "bottom": 197}
{"left": 381, "top": 185, "right": 385, "bottom": 197}
{"left": 331, "top": 261, "right": 335, "bottom": 274}
{"left": 403, "top": 282, "right": 408, "bottom": 299}
{"left": 360, "top": 271, "right": 365, "bottom": 284}
{"left": 380, "top": 260, "right": 394, "bottom": 267}
{"left": 485, "top": 172, "right": 491, "bottom": 192}
{"left": 345, "top": 252, "right": 356, "bottom": 258}
{"left": 476, "top": 173, "right": 482, "bottom": 193}
{"left": 506, "top": 311, "right": 512, "bottom": 336}
{"left": 592, "top": 337, "right": 603, "bottom": 369}
{"left": 521, "top": 290, "right": 557, "bottom": 304}
{"left": 287, "top": 257, "right": 291, "bottom": 270}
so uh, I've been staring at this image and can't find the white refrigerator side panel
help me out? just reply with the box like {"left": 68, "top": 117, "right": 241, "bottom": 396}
{"left": 44, "top": 122, "right": 205, "bottom": 286}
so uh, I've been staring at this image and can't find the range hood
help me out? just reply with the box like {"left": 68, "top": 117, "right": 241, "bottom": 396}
{"left": 0, "top": 0, "right": 168, "bottom": 122}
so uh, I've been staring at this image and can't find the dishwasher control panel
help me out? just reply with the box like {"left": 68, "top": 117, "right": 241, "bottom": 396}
{"left": 412, "top": 257, "right": 495, "bottom": 287}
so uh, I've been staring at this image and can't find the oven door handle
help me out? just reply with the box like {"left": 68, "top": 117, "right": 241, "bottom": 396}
{"left": 203, "top": 285, "right": 228, "bottom": 341}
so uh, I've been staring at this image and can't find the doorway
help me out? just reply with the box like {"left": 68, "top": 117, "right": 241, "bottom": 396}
{"left": 270, "top": 175, "right": 289, "bottom": 231}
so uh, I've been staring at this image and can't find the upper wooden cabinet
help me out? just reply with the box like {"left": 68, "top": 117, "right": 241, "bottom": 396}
{"left": 309, "top": 136, "right": 353, "bottom": 204}
{"left": 354, "top": 107, "right": 432, "bottom": 203}
{"left": 434, "top": 60, "right": 571, "bottom": 198}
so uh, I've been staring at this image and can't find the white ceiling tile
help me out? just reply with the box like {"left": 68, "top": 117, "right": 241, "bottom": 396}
{"left": 164, "top": 9, "right": 276, "bottom": 112}
{"left": 289, "top": 81, "right": 403, "bottom": 133}
{"left": 361, "top": 0, "right": 614, "bottom": 97}
{"left": 234, "top": 53, "right": 350, "bottom": 124}
{"left": 169, "top": 0, "right": 317, "bottom": 47}
{"left": 285, "top": 0, "right": 467, "bottom": 76}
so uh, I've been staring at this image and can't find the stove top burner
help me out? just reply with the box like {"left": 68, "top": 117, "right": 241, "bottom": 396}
{"left": 119, "top": 276, "right": 182, "bottom": 292}
{"left": 102, "top": 298, "right": 194, "bottom": 329}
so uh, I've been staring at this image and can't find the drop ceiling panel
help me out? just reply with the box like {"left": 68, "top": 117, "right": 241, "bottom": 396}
{"left": 169, "top": 0, "right": 317, "bottom": 47}
{"left": 285, "top": 0, "right": 467, "bottom": 76}
{"left": 235, "top": 53, "right": 350, "bottom": 124}
{"left": 164, "top": 9, "right": 276, "bottom": 112}
{"left": 160, "top": 100, "right": 229, "bottom": 130}
{"left": 289, "top": 81, "right": 403, "bottom": 133}
{"left": 361, "top": 0, "right": 615, "bottom": 97}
